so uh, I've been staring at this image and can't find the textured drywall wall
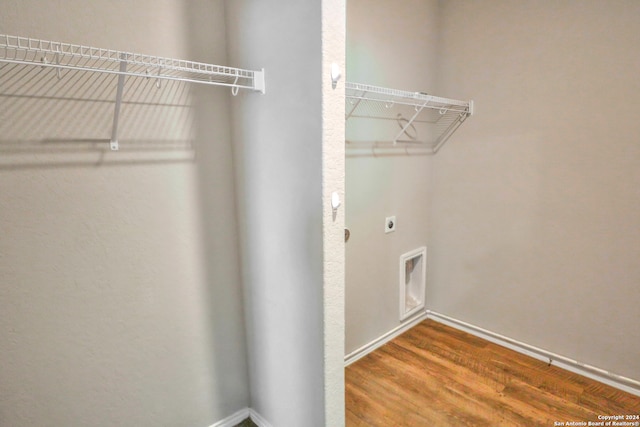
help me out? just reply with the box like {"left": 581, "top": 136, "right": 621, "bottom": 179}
{"left": 0, "top": 1, "right": 249, "bottom": 425}
{"left": 226, "top": 0, "right": 345, "bottom": 425}
{"left": 321, "top": 0, "right": 347, "bottom": 425}
{"left": 431, "top": 0, "right": 640, "bottom": 381}
{"left": 345, "top": 0, "right": 439, "bottom": 354}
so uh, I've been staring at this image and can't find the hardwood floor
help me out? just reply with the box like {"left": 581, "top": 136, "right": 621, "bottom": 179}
{"left": 346, "top": 320, "right": 640, "bottom": 426}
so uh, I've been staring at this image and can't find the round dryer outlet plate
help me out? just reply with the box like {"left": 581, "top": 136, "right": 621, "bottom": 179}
{"left": 385, "top": 216, "right": 396, "bottom": 233}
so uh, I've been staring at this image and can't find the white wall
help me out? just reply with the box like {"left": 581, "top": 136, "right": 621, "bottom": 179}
{"left": 431, "top": 0, "right": 640, "bottom": 381}
{"left": 321, "top": 0, "right": 347, "bottom": 425}
{"left": 0, "top": 1, "right": 249, "bottom": 425}
{"left": 226, "top": 0, "right": 345, "bottom": 425}
{"left": 345, "top": 0, "right": 440, "bottom": 354}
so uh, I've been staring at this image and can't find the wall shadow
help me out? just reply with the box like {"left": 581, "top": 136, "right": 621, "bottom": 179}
{"left": 0, "top": 62, "right": 195, "bottom": 169}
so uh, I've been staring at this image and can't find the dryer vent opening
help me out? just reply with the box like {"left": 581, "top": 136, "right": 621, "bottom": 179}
{"left": 399, "top": 247, "right": 427, "bottom": 321}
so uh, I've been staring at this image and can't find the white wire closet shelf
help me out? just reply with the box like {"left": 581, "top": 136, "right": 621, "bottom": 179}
{"left": 345, "top": 82, "right": 473, "bottom": 154}
{"left": 0, "top": 34, "right": 266, "bottom": 150}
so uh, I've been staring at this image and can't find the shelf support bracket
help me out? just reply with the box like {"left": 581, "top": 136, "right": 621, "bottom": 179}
{"left": 110, "top": 54, "right": 127, "bottom": 151}
{"left": 431, "top": 112, "right": 469, "bottom": 154}
{"left": 392, "top": 99, "right": 429, "bottom": 145}
{"left": 345, "top": 91, "right": 366, "bottom": 120}
{"left": 253, "top": 68, "right": 266, "bottom": 94}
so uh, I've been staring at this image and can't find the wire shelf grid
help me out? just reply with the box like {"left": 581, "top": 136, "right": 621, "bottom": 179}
{"left": 1, "top": 34, "right": 265, "bottom": 152}
{"left": 345, "top": 82, "right": 473, "bottom": 153}
{"left": 0, "top": 34, "right": 264, "bottom": 91}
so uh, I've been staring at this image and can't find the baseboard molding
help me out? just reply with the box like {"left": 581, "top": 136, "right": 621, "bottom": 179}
{"left": 209, "top": 408, "right": 250, "bottom": 427}
{"left": 427, "top": 310, "right": 640, "bottom": 397}
{"left": 248, "top": 409, "right": 273, "bottom": 427}
{"left": 209, "top": 408, "right": 272, "bottom": 427}
{"left": 344, "top": 310, "right": 428, "bottom": 366}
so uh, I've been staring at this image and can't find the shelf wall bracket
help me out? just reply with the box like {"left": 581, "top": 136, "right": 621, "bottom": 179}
{"left": 345, "top": 90, "right": 365, "bottom": 120}
{"left": 110, "top": 54, "right": 127, "bottom": 151}
{"left": 431, "top": 112, "right": 469, "bottom": 154}
{"left": 392, "top": 99, "right": 429, "bottom": 145}
{"left": 253, "top": 68, "right": 266, "bottom": 94}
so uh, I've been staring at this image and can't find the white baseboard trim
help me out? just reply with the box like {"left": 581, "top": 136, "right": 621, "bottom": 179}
{"left": 209, "top": 408, "right": 250, "bottom": 427}
{"left": 209, "top": 408, "right": 272, "bottom": 427}
{"left": 426, "top": 310, "right": 640, "bottom": 397}
{"left": 248, "top": 409, "right": 273, "bottom": 427}
{"left": 344, "top": 310, "right": 429, "bottom": 366}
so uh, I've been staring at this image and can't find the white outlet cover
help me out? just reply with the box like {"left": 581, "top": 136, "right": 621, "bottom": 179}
{"left": 385, "top": 216, "right": 396, "bottom": 233}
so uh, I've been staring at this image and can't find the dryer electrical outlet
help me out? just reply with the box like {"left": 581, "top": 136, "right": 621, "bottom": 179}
{"left": 385, "top": 216, "right": 396, "bottom": 233}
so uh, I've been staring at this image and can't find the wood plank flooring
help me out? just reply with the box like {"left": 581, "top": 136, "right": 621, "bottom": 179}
{"left": 346, "top": 320, "right": 640, "bottom": 426}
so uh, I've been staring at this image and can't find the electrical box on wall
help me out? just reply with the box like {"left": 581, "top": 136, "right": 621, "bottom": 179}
{"left": 385, "top": 216, "right": 396, "bottom": 233}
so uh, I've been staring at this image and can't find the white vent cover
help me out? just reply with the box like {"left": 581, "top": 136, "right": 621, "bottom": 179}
{"left": 399, "top": 247, "right": 427, "bottom": 321}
